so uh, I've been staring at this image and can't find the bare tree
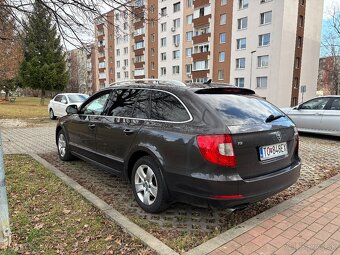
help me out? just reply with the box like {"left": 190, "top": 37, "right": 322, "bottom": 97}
{"left": 321, "top": 4, "right": 340, "bottom": 95}
{"left": 0, "top": 0, "right": 152, "bottom": 49}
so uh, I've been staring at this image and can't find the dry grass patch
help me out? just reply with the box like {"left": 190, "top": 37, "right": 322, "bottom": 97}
{"left": 0, "top": 97, "right": 48, "bottom": 119}
{"left": 1, "top": 155, "right": 154, "bottom": 255}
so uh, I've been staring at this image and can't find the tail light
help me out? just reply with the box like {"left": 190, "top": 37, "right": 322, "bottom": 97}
{"left": 196, "top": 134, "right": 236, "bottom": 167}
{"left": 294, "top": 127, "right": 299, "bottom": 156}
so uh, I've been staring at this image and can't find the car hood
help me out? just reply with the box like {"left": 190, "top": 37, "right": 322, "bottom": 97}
{"left": 281, "top": 107, "right": 293, "bottom": 114}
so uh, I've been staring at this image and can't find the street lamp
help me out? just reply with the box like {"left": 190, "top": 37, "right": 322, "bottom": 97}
{"left": 250, "top": 50, "right": 256, "bottom": 89}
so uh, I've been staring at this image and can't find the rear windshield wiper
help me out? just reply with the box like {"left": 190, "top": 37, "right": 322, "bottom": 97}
{"left": 266, "top": 114, "right": 285, "bottom": 123}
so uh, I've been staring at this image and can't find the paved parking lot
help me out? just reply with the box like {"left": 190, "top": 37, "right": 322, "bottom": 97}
{"left": 2, "top": 126, "right": 339, "bottom": 252}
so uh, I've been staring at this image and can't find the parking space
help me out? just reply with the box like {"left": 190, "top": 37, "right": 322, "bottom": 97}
{"left": 1, "top": 127, "right": 340, "bottom": 252}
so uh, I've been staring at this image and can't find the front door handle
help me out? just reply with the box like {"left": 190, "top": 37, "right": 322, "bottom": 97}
{"left": 123, "top": 129, "right": 134, "bottom": 135}
{"left": 88, "top": 123, "right": 96, "bottom": 130}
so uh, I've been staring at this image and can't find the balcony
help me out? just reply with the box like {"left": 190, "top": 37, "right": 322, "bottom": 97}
{"left": 192, "top": 33, "right": 211, "bottom": 44}
{"left": 99, "top": 72, "right": 106, "bottom": 79}
{"left": 192, "top": 52, "right": 210, "bottom": 61}
{"left": 193, "top": 0, "right": 210, "bottom": 7}
{"left": 134, "top": 62, "right": 145, "bottom": 69}
{"left": 193, "top": 14, "right": 211, "bottom": 27}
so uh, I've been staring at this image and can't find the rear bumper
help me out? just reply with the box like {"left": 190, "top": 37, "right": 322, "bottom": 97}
{"left": 168, "top": 160, "right": 301, "bottom": 208}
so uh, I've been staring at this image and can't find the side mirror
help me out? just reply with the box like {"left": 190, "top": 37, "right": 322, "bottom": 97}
{"left": 293, "top": 106, "right": 298, "bottom": 110}
{"left": 66, "top": 105, "right": 78, "bottom": 114}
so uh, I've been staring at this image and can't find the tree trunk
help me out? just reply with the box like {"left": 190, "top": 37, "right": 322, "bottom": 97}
{"left": 4, "top": 91, "right": 9, "bottom": 101}
{"left": 40, "top": 89, "right": 45, "bottom": 105}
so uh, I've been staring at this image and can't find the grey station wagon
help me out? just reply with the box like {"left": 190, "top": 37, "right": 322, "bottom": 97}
{"left": 56, "top": 80, "right": 301, "bottom": 213}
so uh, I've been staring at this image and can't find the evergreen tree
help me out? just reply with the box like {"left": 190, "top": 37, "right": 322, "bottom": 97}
{"left": 19, "top": 0, "right": 68, "bottom": 105}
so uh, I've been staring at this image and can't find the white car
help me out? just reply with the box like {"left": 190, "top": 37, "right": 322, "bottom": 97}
{"left": 48, "top": 93, "right": 89, "bottom": 119}
{"left": 281, "top": 96, "right": 340, "bottom": 137}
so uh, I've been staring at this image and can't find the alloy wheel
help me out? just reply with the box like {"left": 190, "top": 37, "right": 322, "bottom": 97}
{"left": 134, "top": 164, "right": 158, "bottom": 206}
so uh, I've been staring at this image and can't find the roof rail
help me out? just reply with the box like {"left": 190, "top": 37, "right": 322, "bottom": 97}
{"left": 109, "top": 79, "right": 187, "bottom": 87}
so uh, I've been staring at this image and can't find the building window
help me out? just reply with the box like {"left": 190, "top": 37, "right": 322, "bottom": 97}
{"left": 237, "top": 17, "right": 248, "bottom": 30}
{"left": 117, "top": 72, "right": 121, "bottom": 79}
{"left": 135, "top": 41, "right": 145, "bottom": 49}
{"left": 257, "top": 77, "right": 268, "bottom": 88}
{"left": 295, "top": 57, "right": 301, "bottom": 69}
{"left": 235, "top": 78, "right": 245, "bottom": 87}
{"left": 299, "top": 15, "right": 304, "bottom": 27}
{"left": 124, "top": 22, "right": 128, "bottom": 30}
{"left": 173, "top": 34, "right": 180, "bottom": 45}
{"left": 151, "top": 62, "right": 155, "bottom": 70}
{"left": 194, "top": 5, "right": 211, "bottom": 19}
{"left": 161, "top": 22, "right": 166, "bottom": 32}
{"left": 297, "top": 36, "right": 303, "bottom": 48}
{"left": 115, "top": 13, "right": 120, "bottom": 20}
{"left": 116, "top": 60, "right": 120, "bottom": 68}
{"left": 116, "top": 49, "right": 120, "bottom": 56}
{"left": 218, "top": 70, "right": 224, "bottom": 80}
{"left": 186, "top": 31, "right": 193, "bottom": 41}
{"left": 161, "top": 37, "right": 166, "bottom": 47}
{"left": 236, "top": 58, "right": 246, "bottom": 69}
{"left": 193, "top": 60, "right": 209, "bottom": 71}
{"left": 161, "top": 67, "right": 166, "bottom": 76}
{"left": 172, "top": 65, "right": 180, "bottom": 74}
{"left": 239, "top": 0, "right": 248, "bottom": 9}
{"left": 186, "top": 64, "right": 192, "bottom": 74}
{"left": 221, "top": 0, "right": 227, "bottom": 6}
{"left": 173, "top": 50, "right": 180, "bottom": 59}
{"left": 151, "top": 48, "right": 155, "bottom": 56}
{"left": 219, "top": 51, "right": 225, "bottom": 62}
{"left": 294, "top": 77, "right": 299, "bottom": 89}
{"left": 260, "top": 11, "right": 272, "bottom": 25}
{"left": 161, "top": 7, "right": 167, "bottom": 16}
{"left": 257, "top": 55, "right": 269, "bottom": 68}
{"left": 135, "top": 55, "right": 144, "bottom": 62}
{"left": 173, "top": 2, "right": 181, "bottom": 13}
{"left": 124, "top": 47, "right": 128, "bottom": 55}
{"left": 124, "top": 59, "right": 128, "bottom": 67}
{"left": 259, "top": 33, "right": 270, "bottom": 46}
{"left": 193, "top": 44, "right": 209, "bottom": 53}
{"left": 161, "top": 52, "right": 166, "bottom": 61}
{"left": 187, "top": 0, "right": 193, "bottom": 7}
{"left": 125, "top": 71, "right": 129, "bottom": 78}
{"left": 186, "top": 48, "right": 192, "bottom": 57}
{"left": 220, "top": 14, "right": 227, "bottom": 25}
{"left": 236, "top": 38, "right": 247, "bottom": 49}
{"left": 187, "top": 14, "right": 193, "bottom": 24}
{"left": 173, "top": 18, "right": 180, "bottom": 29}
{"left": 220, "top": 33, "right": 226, "bottom": 43}
{"left": 151, "top": 33, "right": 155, "bottom": 42}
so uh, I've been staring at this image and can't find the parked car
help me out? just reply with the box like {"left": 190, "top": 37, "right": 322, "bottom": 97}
{"left": 48, "top": 93, "right": 89, "bottom": 119}
{"left": 55, "top": 80, "right": 300, "bottom": 213}
{"left": 281, "top": 96, "right": 340, "bottom": 137}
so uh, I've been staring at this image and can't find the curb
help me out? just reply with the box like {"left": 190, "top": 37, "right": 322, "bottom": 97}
{"left": 184, "top": 172, "right": 340, "bottom": 255}
{"left": 29, "top": 153, "right": 179, "bottom": 255}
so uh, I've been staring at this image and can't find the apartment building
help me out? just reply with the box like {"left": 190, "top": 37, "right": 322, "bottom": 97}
{"left": 94, "top": 0, "right": 323, "bottom": 107}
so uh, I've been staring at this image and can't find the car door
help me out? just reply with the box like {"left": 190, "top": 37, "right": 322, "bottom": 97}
{"left": 95, "top": 89, "right": 150, "bottom": 172}
{"left": 288, "top": 97, "right": 330, "bottom": 131}
{"left": 52, "top": 95, "right": 62, "bottom": 116}
{"left": 59, "top": 95, "right": 69, "bottom": 117}
{"left": 319, "top": 97, "right": 340, "bottom": 135}
{"left": 65, "top": 90, "right": 111, "bottom": 160}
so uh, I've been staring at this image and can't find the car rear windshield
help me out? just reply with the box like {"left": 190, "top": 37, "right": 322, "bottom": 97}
{"left": 198, "top": 94, "right": 283, "bottom": 126}
{"left": 68, "top": 94, "right": 89, "bottom": 103}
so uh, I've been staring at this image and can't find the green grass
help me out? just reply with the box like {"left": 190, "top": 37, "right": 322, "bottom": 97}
{"left": 0, "top": 97, "right": 50, "bottom": 119}
{"left": 1, "top": 155, "right": 152, "bottom": 255}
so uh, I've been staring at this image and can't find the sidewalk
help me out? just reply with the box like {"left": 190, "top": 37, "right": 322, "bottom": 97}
{"left": 210, "top": 180, "right": 340, "bottom": 255}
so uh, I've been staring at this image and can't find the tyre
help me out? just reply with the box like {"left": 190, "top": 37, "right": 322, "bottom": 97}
{"left": 132, "top": 156, "right": 169, "bottom": 213}
{"left": 49, "top": 109, "right": 56, "bottom": 120}
{"left": 57, "top": 130, "right": 74, "bottom": 161}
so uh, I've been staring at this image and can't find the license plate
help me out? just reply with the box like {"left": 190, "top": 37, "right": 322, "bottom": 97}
{"left": 259, "top": 142, "right": 288, "bottom": 161}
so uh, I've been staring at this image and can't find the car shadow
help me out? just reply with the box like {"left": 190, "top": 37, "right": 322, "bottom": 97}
{"left": 298, "top": 132, "right": 340, "bottom": 141}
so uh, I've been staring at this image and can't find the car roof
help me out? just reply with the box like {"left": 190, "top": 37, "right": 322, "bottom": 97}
{"left": 56, "top": 93, "right": 88, "bottom": 96}
{"left": 102, "top": 80, "right": 255, "bottom": 95}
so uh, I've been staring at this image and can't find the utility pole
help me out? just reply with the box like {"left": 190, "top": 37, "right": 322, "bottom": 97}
{"left": 0, "top": 131, "right": 11, "bottom": 249}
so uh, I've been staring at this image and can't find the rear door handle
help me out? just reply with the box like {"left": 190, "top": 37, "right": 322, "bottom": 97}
{"left": 88, "top": 123, "right": 96, "bottom": 129}
{"left": 123, "top": 129, "right": 134, "bottom": 135}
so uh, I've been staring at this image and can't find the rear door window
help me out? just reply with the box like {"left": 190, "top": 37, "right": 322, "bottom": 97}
{"left": 132, "top": 90, "right": 150, "bottom": 119}
{"left": 198, "top": 94, "right": 283, "bottom": 126}
{"left": 150, "top": 91, "right": 190, "bottom": 122}
{"left": 107, "top": 89, "right": 139, "bottom": 117}
{"left": 54, "top": 95, "right": 62, "bottom": 102}
{"left": 329, "top": 98, "right": 340, "bottom": 110}
{"left": 300, "top": 97, "right": 329, "bottom": 110}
